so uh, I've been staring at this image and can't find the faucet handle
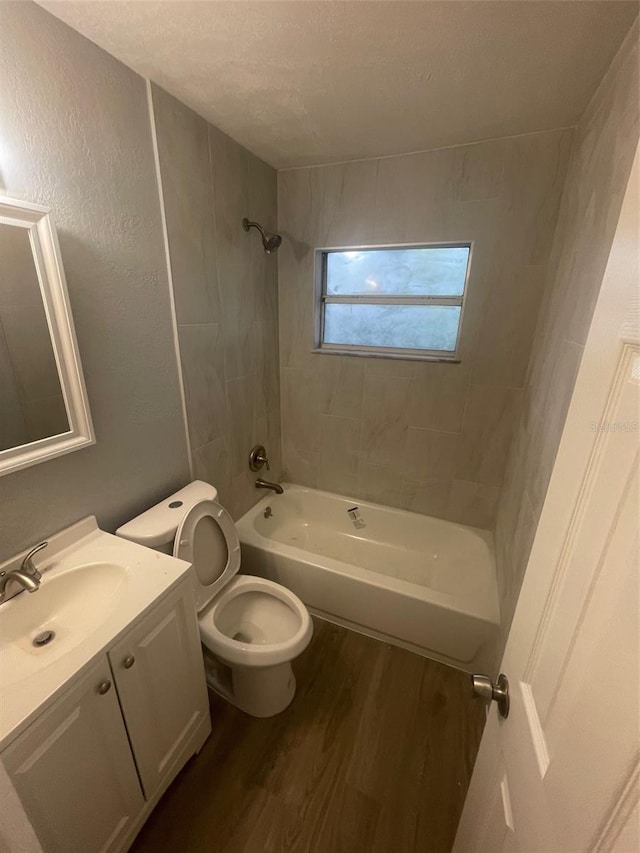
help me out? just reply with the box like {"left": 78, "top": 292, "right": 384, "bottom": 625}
{"left": 21, "top": 542, "right": 48, "bottom": 579}
{"left": 249, "top": 444, "right": 270, "bottom": 472}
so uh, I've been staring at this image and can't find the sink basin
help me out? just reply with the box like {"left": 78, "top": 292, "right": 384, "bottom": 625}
{"left": 0, "top": 563, "right": 128, "bottom": 687}
{"left": 0, "top": 516, "right": 193, "bottom": 749}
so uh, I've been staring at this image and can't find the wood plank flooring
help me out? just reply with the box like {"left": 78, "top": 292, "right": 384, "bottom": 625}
{"left": 130, "top": 619, "right": 485, "bottom": 853}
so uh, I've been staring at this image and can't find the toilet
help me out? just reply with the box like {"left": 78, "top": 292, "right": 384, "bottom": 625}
{"left": 116, "top": 480, "right": 313, "bottom": 717}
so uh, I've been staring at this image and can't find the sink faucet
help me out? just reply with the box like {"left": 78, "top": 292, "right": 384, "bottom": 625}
{"left": 255, "top": 478, "right": 284, "bottom": 495}
{"left": 0, "top": 542, "right": 47, "bottom": 604}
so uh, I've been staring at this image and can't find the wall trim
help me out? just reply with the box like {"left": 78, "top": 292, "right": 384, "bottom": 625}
{"left": 146, "top": 78, "right": 194, "bottom": 479}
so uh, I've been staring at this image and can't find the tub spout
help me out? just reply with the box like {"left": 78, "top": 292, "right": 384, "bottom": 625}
{"left": 255, "top": 478, "right": 284, "bottom": 495}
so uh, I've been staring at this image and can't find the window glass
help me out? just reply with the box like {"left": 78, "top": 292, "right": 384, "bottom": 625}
{"left": 325, "top": 246, "right": 469, "bottom": 297}
{"left": 324, "top": 304, "right": 461, "bottom": 352}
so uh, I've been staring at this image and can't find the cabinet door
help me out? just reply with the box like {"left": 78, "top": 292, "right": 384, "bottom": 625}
{"left": 109, "top": 581, "right": 210, "bottom": 799}
{"left": 2, "top": 657, "right": 143, "bottom": 853}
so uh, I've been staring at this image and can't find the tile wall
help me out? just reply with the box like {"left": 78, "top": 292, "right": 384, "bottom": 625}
{"left": 277, "top": 129, "right": 572, "bottom": 528}
{"left": 494, "top": 21, "right": 640, "bottom": 650}
{"left": 152, "top": 85, "right": 281, "bottom": 519}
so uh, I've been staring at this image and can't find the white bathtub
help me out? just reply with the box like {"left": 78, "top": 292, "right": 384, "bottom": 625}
{"left": 236, "top": 484, "right": 500, "bottom": 672}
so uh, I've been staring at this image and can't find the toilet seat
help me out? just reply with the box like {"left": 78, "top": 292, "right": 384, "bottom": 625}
{"left": 198, "top": 576, "right": 313, "bottom": 668}
{"left": 173, "top": 499, "right": 241, "bottom": 611}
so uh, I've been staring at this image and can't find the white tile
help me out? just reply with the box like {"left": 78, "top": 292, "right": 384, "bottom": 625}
{"left": 152, "top": 83, "right": 209, "bottom": 181}
{"left": 472, "top": 263, "right": 547, "bottom": 388}
{"left": 401, "top": 478, "right": 452, "bottom": 519}
{"left": 357, "top": 459, "right": 404, "bottom": 508}
{"left": 317, "top": 414, "right": 360, "bottom": 495}
{"left": 161, "top": 163, "right": 219, "bottom": 325}
{"left": 281, "top": 367, "right": 321, "bottom": 455}
{"left": 319, "top": 357, "right": 365, "bottom": 420}
{"left": 282, "top": 441, "right": 319, "bottom": 488}
{"left": 192, "top": 437, "right": 233, "bottom": 509}
{"left": 402, "top": 427, "right": 459, "bottom": 480}
{"left": 408, "top": 363, "right": 469, "bottom": 433}
{"left": 360, "top": 373, "right": 411, "bottom": 468}
{"left": 446, "top": 480, "right": 500, "bottom": 530}
{"left": 456, "top": 384, "right": 522, "bottom": 486}
{"left": 226, "top": 374, "right": 257, "bottom": 478}
{"left": 178, "top": 323, "right": 227, "bottom": 449}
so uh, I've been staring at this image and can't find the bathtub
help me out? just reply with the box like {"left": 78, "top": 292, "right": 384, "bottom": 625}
{"left": 236, "top": 484, "right": 500, "bottom": 673}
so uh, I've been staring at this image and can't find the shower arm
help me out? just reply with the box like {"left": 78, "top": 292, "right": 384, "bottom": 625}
{"left": 242, "top": 218, "right": 266, "bottom": 238}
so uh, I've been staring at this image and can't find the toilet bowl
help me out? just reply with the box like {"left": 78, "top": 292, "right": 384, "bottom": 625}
{"left": 116, "top": 480, "right": 312, "bottom": 717}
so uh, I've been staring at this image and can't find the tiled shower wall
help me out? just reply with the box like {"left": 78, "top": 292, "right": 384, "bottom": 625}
{"left": 494, "top": 21, "right": 640, "bottom": 649}
{"left": 152, "top": 85, "right": 282, "bottom": 520}
{"left": 277, "top": 130, "right": 572, "bottom": 528}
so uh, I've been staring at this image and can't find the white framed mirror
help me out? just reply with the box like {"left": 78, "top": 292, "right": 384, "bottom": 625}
{"left": 0, "top": 196, "right": 94, "bottom": 476}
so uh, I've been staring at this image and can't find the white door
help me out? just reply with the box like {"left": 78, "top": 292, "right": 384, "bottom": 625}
{"left": 454, "top": 146, "right": 639, "bottom": 853}
{"left": 2, "top": 657, "right": 144, "bottom": 853}
{"left": 109, "top": 580, "right": 210, "bottom": 799}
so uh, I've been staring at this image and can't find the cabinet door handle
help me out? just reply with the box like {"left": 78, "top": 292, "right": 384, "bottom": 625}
{"left": 123, "top": 654, "right": 135, "bottom": 669}
{"left": 97, "top": 680, "right": 111, "bottom": 695}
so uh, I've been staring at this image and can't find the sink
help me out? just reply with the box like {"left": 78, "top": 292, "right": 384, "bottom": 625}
{"left": 0, "top": 562, "right": 128, "bottom": 687}
{"left": 0, "top": 516, "right": 192, "bottom": 749}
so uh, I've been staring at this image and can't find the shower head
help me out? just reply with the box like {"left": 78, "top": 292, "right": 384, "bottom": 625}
{"left": 242, "top": 218, "right": 282, "bottom": 254}
{"left": 263, "top": 232, "right": 282, "bottom": 254}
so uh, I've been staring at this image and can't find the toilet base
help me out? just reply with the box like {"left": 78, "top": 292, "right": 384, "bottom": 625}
{"left": 203, "top": 650, "right": 297, "bottom": 717}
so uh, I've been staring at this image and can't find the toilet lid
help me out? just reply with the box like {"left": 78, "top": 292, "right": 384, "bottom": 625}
{"left": 173, "top": 499, "right": 241, "bottom": 611}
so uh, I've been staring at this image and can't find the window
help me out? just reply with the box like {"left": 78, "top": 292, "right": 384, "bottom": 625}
{"left": 315, "top": 244, "right": 471, "bottom": 360}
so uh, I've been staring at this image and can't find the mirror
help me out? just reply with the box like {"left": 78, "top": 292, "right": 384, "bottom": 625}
{"left": 0, "top": 197, "right": 94, "bottom": 476}
{"left": 0, "top": 224, "right": 70, "bottom": 449}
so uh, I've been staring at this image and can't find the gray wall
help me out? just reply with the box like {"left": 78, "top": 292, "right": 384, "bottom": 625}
{"left": 151, "top": 85, "right": 281, "bottom": 520}
{"left": 0, "top": 3, "right": 190, "bottom": 559}
{"left": 277, "top": 130, "right": 572, "bottom": 528}
{"left": 494, "top": 20, "right": 640, "bottom": 650}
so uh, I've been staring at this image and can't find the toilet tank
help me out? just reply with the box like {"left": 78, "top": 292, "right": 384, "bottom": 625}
{"left": 116, "top": 480, "right": 218, "bottom": 554}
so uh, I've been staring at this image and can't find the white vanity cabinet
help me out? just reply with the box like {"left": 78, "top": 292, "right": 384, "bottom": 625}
{"left": 108, "top": 583, "right": 209, "bottom": 798}
{"left": 1, "top": 577, "right": 210, "bottom": 853}
{"left": 2, "top": 656, "right": 144, "bottom": 853}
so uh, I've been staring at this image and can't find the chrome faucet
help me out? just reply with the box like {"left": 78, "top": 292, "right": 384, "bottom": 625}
{"left": 0, "top": 542, "right": 47, "bottom": 604}
{"left": 255, "top": 478, "right": 284, "bottom": 495}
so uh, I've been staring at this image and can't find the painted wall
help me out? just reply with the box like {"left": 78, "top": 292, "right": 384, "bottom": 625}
{"left": 151, "top": 85, "right": 281, "bottom": 519}
{"left": 0, "top": 3, "right": 190, "bottom": 559}
{"left": 494, "top": 21, "right": 640, "bottom": 649}
{"left": 277, "top": 130, "right": 572, "bottom": 528}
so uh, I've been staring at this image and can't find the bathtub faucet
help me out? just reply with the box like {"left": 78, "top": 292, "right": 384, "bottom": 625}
{"left": 255, "top": 478, "right": 284, "bottom": 495}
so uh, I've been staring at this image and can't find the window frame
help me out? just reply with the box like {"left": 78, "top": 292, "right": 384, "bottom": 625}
{"left": 313, "top": 241, "right": 473, "bottom": 362}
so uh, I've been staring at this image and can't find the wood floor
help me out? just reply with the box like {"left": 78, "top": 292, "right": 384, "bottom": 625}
{"left": 130, "top": 619, "right": 485, "bottom": 853}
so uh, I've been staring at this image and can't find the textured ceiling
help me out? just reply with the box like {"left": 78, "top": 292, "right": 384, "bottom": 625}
{"left": 39, "top": 1, "right": 638, "bottom": 169}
